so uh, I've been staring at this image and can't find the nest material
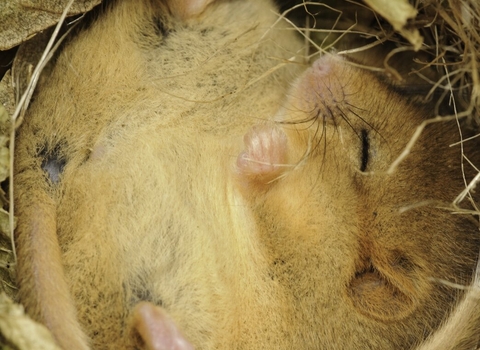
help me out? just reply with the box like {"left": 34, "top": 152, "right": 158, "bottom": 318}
{"left": 385, "top": 0, "right": 480, "bottom": 122}
{"left": 0, "top": 0, "right": 478, "bottom": 347}
{"left": 287, "top": 0, "right": 479, "bottom": 123}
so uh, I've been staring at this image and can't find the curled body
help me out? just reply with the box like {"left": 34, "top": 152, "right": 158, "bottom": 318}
{"left": 13, "top": 0, "right": 480, "bottom": 349}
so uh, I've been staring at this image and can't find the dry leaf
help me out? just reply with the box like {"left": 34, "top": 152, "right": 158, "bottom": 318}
{"left": 0, "top": 225, "right": 16, "bottom": 299}
{"left": 0, "top": 72, "right": 15, "bottom": 118}
{"left": 363, "top": 0, "right": 423, "bottom": 50}
{"left": 0, "top": 293, "right": 61, "bottom": 350}
{"left": 0, "top": 146, "right": 9, "bottom": 184}
{"left": 0, "top": 106, "right": 10, "bottom": 184}
{"left": 0, "top": 0, "right": 101, "bottom": 50}
{"left": 12, "top": 30, "right": 55, "bottom": 107}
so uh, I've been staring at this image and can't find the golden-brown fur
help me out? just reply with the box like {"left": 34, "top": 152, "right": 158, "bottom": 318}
{"left": 13, "top": 0, "right": 480, "bottom": 349}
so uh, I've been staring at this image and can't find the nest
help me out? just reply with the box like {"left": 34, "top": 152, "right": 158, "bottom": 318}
{"left": 0, "top": 0, "right": 478, "bottom": 347}
{"left": 284, "top": 0, "right": 480, "bottom": 121}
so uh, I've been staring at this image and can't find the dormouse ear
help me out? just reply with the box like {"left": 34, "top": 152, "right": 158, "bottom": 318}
{"left": 165, "top": 0, "right": 216, "bottom": 20}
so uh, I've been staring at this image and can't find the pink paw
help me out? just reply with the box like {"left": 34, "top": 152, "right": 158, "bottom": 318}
{"left": 236, "top": 124, "right": 288, "bottom": 183}
{"left": 167, "top": 0, "right": 216, "bottom": 19}
{"left": 132, "top": 302, "right": 194, "bottom": 350}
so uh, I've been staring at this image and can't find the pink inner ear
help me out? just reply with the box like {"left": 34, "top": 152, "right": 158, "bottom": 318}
{"left": 236, "top": 124, "right": 288, "bottom": 183}
{"left": 168, "top": 0, "right": 216, "bottom": 19}
{"left": 132, "top": 302, "right": 194, "bottom": 350}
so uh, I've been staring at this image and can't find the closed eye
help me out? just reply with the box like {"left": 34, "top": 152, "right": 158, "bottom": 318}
{"left": 360, "top": 129, "right": 369, "bottom": 172}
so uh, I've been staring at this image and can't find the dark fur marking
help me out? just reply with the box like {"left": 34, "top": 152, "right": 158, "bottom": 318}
{"left": 153, "top": 16, "right": 170, "bottom": 38}
{"left": 40, "top": 145, "right": 66, "bottom": 184}
{"left": 134, "top": 14, "right": 174, "bottom": 50}
{"left": 126, "top": 275, "right": 164, "bottom": 309}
